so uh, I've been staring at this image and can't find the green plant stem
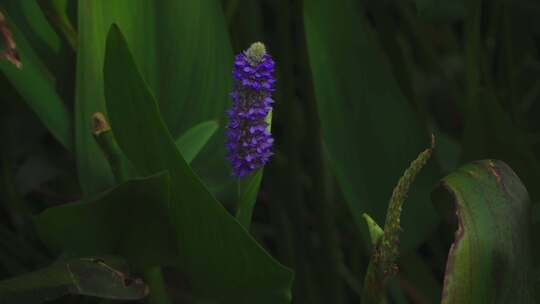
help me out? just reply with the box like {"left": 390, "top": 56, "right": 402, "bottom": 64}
{"left": 235, "top": 112, "right": 270, "bottom": 230}
{"left": 361, "top": 259, "right": 386, "bottom": 304}
{"left": 143, "top": 267, "right": 172, "bottom": 304}
{"left": 92, "top": 113, "right": 133, "bottom": 183}
{"left": 235, "top": 170, "right": 263, "bottom": 230}
{"left": 236, "top": 178, "right": 247, "bottom": 225}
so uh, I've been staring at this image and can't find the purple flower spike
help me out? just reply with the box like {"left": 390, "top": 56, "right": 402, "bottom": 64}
{"left": 226, "top": 42, "right": 275, "bottom": 177}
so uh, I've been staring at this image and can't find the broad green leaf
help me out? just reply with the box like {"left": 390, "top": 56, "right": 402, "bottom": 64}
{"left": 75, "top": 0, "right": 232, "bottom": 195}
{"left": 434, "top": 160, "right": 533, "bottom": 303}
{"left": 0, "top": 256, "right": 148, "bottom": 303}
{"left": 103, "top": 25, "right": 293, "bottom": 303}
{"left": 36, "top": 173, "right": 175, "bottom": 269}
{"left": 304, "top": 0, "right": 438, "bottom": 249}
{"left": 175, "top": 120, "right": 219, "bottom": 164}
{"left": 0, "top": 11, "right": 72, "bottom": 150}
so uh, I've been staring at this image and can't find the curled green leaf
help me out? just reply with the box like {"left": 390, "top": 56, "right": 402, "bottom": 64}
{"left": 434, "top": 160, "right": 533, "bottom": 303}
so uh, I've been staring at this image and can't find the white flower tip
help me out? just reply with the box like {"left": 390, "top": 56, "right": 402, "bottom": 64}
{"left": 246, "top": 42, "right": 266, "bottom": 65}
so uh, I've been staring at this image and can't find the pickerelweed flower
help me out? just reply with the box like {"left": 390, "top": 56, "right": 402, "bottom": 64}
{"left": 225, "top": 42, "right": 275, "bottom": 177}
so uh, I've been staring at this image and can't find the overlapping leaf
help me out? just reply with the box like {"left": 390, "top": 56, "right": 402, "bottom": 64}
{"left": 36, "top": 173, "right": 175, "bottom": 269}
{"left": 75, "top": 0, "right": 232, "bottom": 195}
{"left": 103, "top": 25, "right": 292, "bottom": 303}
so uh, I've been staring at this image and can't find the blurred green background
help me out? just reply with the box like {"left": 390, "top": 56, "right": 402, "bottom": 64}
{"left": 0, "top": 0, "right": 539, "bottom": 303}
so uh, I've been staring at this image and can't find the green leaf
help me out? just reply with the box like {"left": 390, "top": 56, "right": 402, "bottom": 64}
{"left": 36, "top": 173, "right": 176, "bottom": 269}
{"left": 37, "top": 0, "right": 78, "bottom": 50}
{"left": 303, "top": 0, "right": 439, "bottom": 249}
{"left": 361, "top": 213, "right": 385, "bottom": 303}
{"left": 362, "top": 213, "right": 383, "bottom": 248}
{"left": 0, "top": 256, "right": 148, "bottom": 303}
{"left": 0, "top": 1, "right": 72, "bottom": 80}
{"left": 175, "top": 120, "right": 219, "bottom": 164}
{"left": 434, "top": 160, "right": 533, "bottom": 303}
{"left": 103, "top": 25, "right": 293, "bottom": 303}
{"left": 75, "top": 0, "right": 232, "bottom": 195}
{"left": 362, "top": 253, "right": 385, "bottom": 304}
{"left": 0, "top": 11, "right": 72, "bottom": 150}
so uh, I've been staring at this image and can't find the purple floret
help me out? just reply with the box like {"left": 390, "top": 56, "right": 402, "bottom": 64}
{"left": 225, "top": 43, "right": 275, "bottom": 177}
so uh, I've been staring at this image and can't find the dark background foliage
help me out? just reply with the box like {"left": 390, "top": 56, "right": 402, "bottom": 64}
{"left": 0, "top": 0, "right": 539, "bottom": 303}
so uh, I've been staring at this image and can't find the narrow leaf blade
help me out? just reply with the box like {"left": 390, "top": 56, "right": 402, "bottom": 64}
{"left": 0, "top": 11, "right": 72, "bottom": 150}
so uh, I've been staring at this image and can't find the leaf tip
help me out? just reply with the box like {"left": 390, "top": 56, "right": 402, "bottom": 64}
{"left": 362, "top": 213, "right": 383, "bottom": 246}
